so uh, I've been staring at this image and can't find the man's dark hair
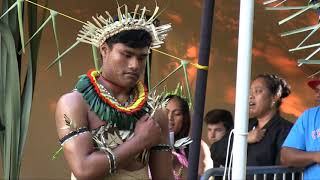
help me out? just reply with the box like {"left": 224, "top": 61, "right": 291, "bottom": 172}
{"left": 105, "top": 29, "right": 153, "bottom": 49}
{"left": 204, "top": 109, "right": 233, "bottom": 131}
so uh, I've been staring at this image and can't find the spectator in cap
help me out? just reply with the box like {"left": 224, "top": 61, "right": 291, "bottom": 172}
{"left": 307, "top": 79, "right": 320, "bottom": 104}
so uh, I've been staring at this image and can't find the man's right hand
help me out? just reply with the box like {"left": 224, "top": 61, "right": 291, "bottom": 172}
{"left": 248, "top": 128, "right": 266, "bottom": 144}
{"left": 134, "top": 114, "right": 162, "bottom": 149}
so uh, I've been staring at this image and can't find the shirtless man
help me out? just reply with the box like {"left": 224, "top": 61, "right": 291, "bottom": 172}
{"left": 55, "top": 9, "right": 173, "bottom": 179}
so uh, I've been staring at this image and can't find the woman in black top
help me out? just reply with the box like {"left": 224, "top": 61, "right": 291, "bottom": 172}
{"left": 212, "top": 74, "right": 292, "bottom": 168}
{"left": 247, "top": 74, "right": 292, "bottom": 166}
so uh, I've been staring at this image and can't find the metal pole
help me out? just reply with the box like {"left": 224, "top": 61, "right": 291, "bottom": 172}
{"left": 187, "top": 0, "right": 215, "bottom": 179}
{"left": 231, "top": 0, "right": 255, "bottom": 179}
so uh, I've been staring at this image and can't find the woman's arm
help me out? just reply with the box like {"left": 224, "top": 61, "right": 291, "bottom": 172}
{"left": 198, "top": 140, "right": 213, "bottom": 176}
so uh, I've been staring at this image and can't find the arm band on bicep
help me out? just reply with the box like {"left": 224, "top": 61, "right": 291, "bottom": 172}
{"left": 59, "top": 127, "right": 89, "bottom": 145}
{"left": 151, "top": 144, "right": 173, "bottom": 152}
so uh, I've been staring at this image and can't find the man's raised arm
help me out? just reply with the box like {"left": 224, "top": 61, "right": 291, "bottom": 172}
{"left": 149, "top": 110, "right": 174, "bottom": 180}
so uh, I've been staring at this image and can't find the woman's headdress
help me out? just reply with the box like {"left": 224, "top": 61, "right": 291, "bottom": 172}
{"left": 164, "top": 83, "right": 192, "bottom": 108}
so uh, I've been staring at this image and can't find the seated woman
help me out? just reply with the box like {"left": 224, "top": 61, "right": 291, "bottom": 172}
{"left": 166, "top": 95, "right": 212, "bottom": 180}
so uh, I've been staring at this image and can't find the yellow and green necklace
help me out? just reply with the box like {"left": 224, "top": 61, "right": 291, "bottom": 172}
{"left": 75, "top": 69, "right": 150, "bottom": 130}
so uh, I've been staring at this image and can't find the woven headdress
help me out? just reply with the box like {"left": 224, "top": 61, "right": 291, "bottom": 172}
{"left": 164, "top": 83, "right": 192, "bottom": 108}
{"left": 76, "top": 4, "right": 172, "bottom": 48}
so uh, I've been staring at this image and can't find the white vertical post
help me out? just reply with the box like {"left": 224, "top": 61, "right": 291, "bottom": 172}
{"left": 232, "top": 0, "right": 255, "bottom": 179}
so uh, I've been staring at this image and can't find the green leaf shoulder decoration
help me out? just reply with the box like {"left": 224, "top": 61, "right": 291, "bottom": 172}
{"left": 75, "top": 69, "right": 151, "bottom": 130}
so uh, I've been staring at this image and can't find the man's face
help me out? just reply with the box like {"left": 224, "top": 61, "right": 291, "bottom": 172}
{"left": 314, "top": 84, "right": 320, "bottom": 104}
{"left": 100, "top": 43, "right": 149, "bottom": 88}
{"left": 207, "top": 122, "right": 227, "bottom": 145}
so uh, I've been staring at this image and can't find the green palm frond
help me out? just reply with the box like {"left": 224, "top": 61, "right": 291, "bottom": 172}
{"left": 50, "top": 10, "right": 63, "bottom": 76}
{"left": 0, "top": 0, "right": 48, "bottom": 179}
{"left": 0, "top": 21, "right": 21, "bottom": 179}
{"left": 46, "top": 40, "right": 81, "bottom": 70}
{"left": 181, "top": 60, "right": 192, "bottom": 107}
{"left": 19, "top": 0, "right": 48, "bottom": 165}
{"left": 92, "top": 45, "right": 100, "bottom": 71}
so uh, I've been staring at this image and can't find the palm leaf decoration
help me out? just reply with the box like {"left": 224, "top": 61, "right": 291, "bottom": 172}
{"left": 0, "top": 20, "right": 21, "bottom": 179}
{"left": 0, "top": 0, "right": 47, "bottom": 179}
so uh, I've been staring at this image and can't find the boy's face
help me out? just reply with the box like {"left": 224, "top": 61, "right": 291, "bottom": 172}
{"left": 207, "top": 122, "right": 226, "bottom": 145}
{"left": 100, "top": 43, "right": 149, "bottom": 88}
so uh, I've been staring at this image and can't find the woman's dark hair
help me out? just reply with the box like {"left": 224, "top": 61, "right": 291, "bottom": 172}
{"left": 105, "top": 29, "right": 152, "bottom": 49}
{"left": 204, "top": 109, "right": 234, "bottom": 131}
{"left": 254, "top": 74, "right": 291, "bottom": 108}
{"left": 165, "top": 94, "right": 191, "bottom": 158}
{"left": 165, "top": 95, "right": 191, "bottom": 141}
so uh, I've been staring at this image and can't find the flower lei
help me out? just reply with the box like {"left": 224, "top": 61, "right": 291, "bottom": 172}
{"left": 75, "top": 69, "right": 151, "bottom": 130}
